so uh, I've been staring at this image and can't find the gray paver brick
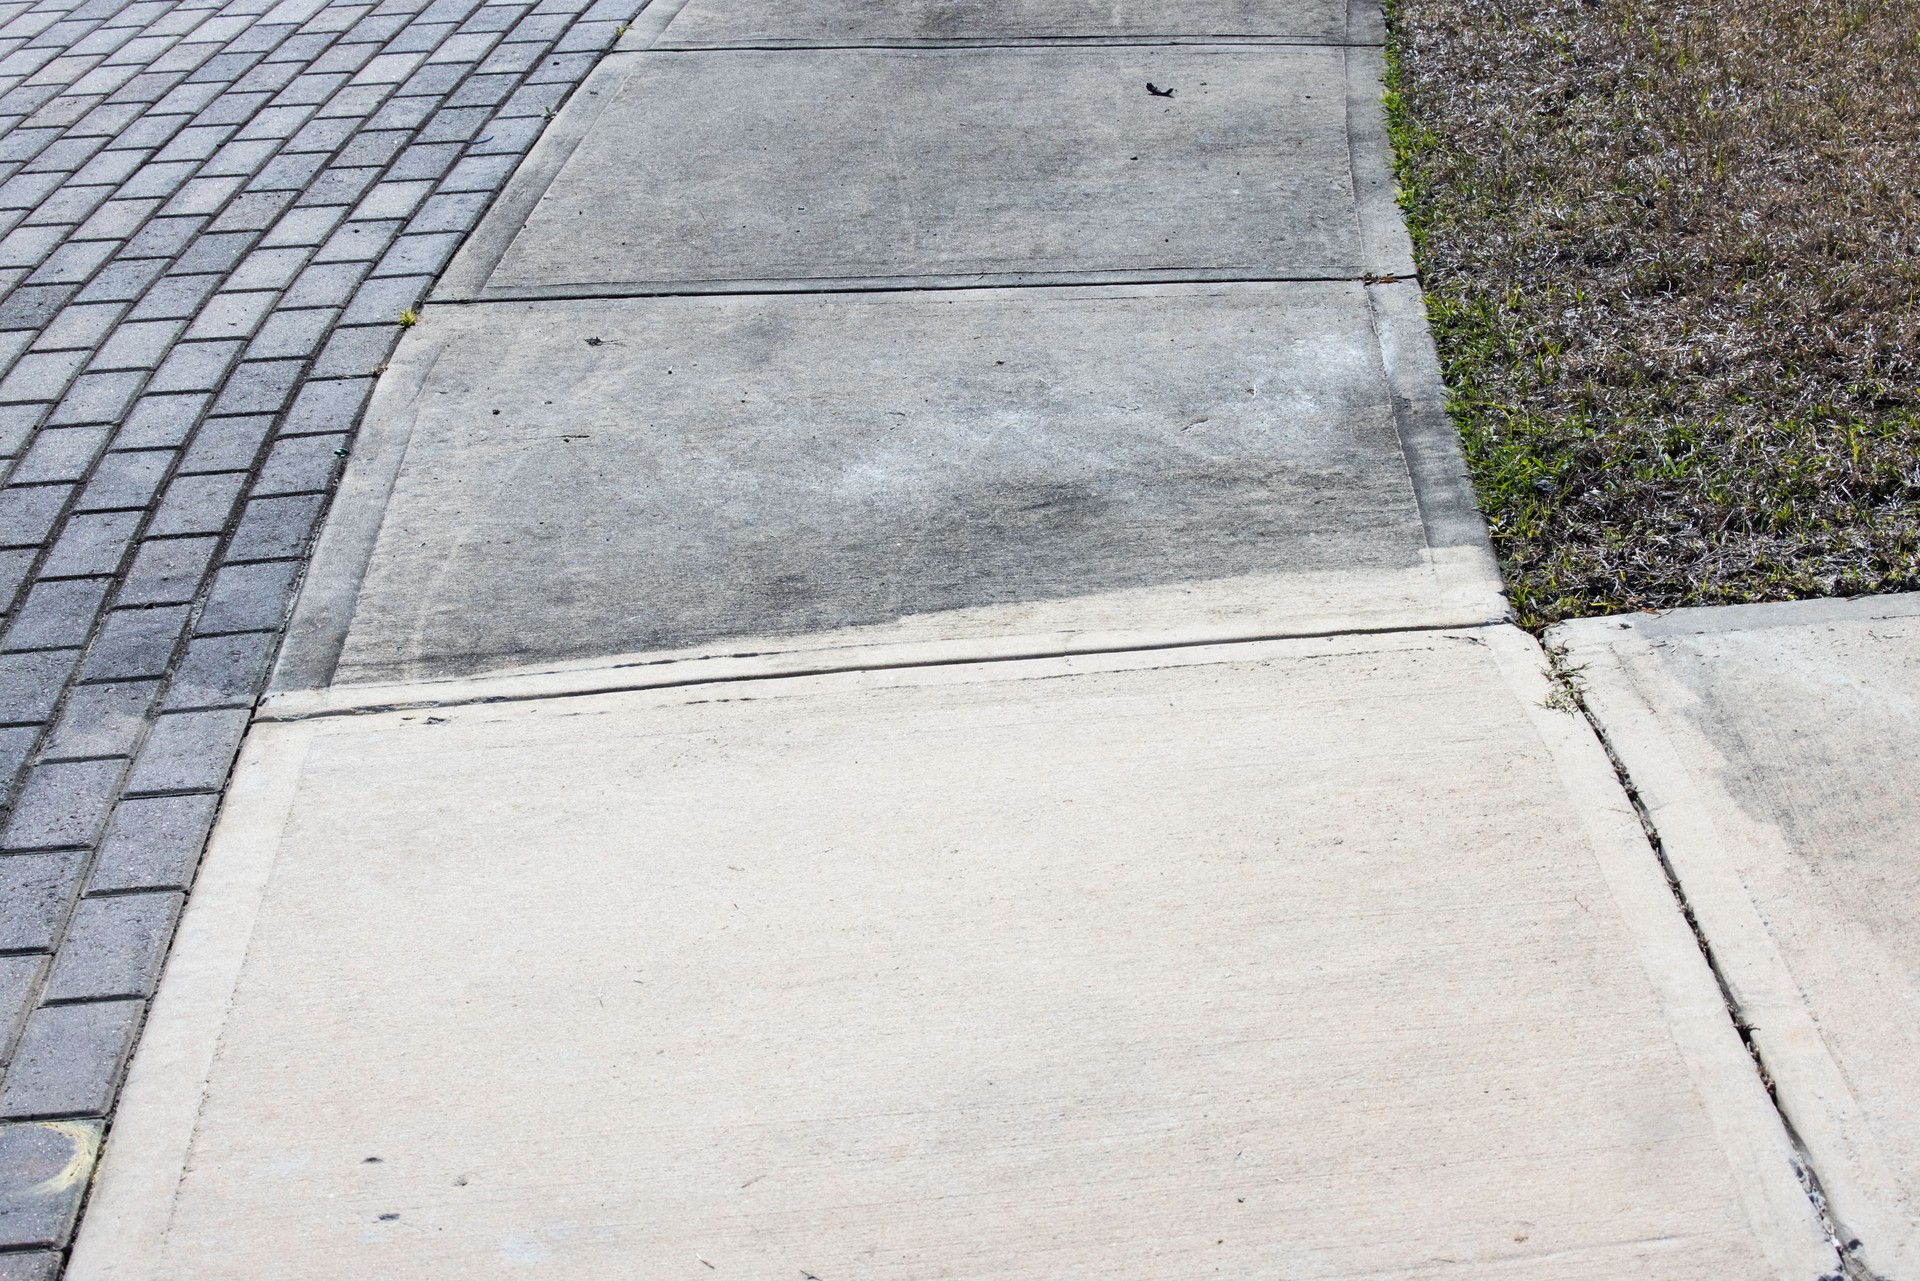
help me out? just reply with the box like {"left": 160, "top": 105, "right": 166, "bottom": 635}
{"left": 145, "top": 336, "right": 240, "bottom": 392}
{"left": 76, "top": 604, "right": 187, "bottom": 680}
{"left": 8, "top": 425, "right": 110, "bottom": 482}
{"left": 179, "top": 414, "right": 271, "bottom": 474}
{"left": 352, "top": 176, "right": 430, "bottom": 220}
{"left": 280, "top": 373, "right": 368, "bottom": 433}
{"left": 72, "top": 255, "right": 165, "bottom": 303}
{"left": 164, "top": 627, "right": 275, "bottom": 710}
{"left": 170, "top": 228, "right": 259, "bottom": 275}
{"left": 158, "top": 173, "right": 243, "bottom": 216}
{"left": 123, "top": 271, "right": 218, "bottom": 321}
{"left": 308, "top": 322, "right": 389, "bottom": 378}
{"left": 0, "top": 999, "right": 142, "bottom": 1117}
{"left": 89, "top": 317, "right": 183, "bottom": 370}
{"left": 42, "top": 891, "right": 182, "bottom": 1000}
{"left": 182, "top": 288, "right": 275, "bottom": 339}
{"left": 147, "top": 469, "right": 245, "bottom": 536}
{"left": 42, "top": 677, "right": 156, "bottom": 760}
{"left": 124, "top": 706, "right": 248, "bottom": 793}
{"left": 244, "top": 305, "right": 333, "bottom": 359}
{"left": 292, "top": 162, "right": 378, "bottom": 205}
{"left": 0, "top": 1120, "right": 102, "bottom": 1247}
{"left": 0, "top": 952, "right": 43, "bottom": 1054}
{"left": 223, "top": 244, "right": 307, "bottom": 291}
{"left": 2, "top": 756, "right": 123, "bottom": 851}
{"left": 0, "top": 286, "right": 76, "bottom": 331}
{"left": 227, "top": 491, "right": 324, "bottom": 560}
{"left": 340, "top": 271, "right": 425, "bottom": 324}
{"left": 196, "top": 557, "right": 297, "bottom": 633}
{"left": 381, "top": 138, "right": 455, "bottom": 181}
{"left": 312, "top": 214, "right": 395, "bottom": 262}
{"left": 259, "top": 201, "right": 343, "bottom": 246}
{"left": 279, "top": 256, "right": 365, "bottom": 307}
{"left": 0, "top": 485, "right": 67, "bottom": 549}
{"left": 32, "top": 302, "right": 124, "bottom": 351}
{"left": 25, "top": 238, "right": 119, "bottom": 287}
{"left": 253, "top": 431, "right": 343, "bottom": 496}
{"left": 371, "top": 228, "right": 456, "bottom": 276}
{"left": 0, "top": 1249, "right": 61, "bottom": 1281}
{"left": 0, "top": 551, "right": 31, "bottom": 614}
{"left": 206, "top": 186, "right": 295, "bottom": 232}
{"left": 0, "top": 853, "right": 85, "bottom": 950}
{"left": 2, "top": 576, "right": 110, "bottom": 651}
{"left": 367, "top": 93, "right": 435, "bottom": 131}
{"left": 113, "top": 394, "right": 206, "bottom": 449}
{"left": 212, "top": 359, "right": 301, "bottom": 415}
{"left": 47, "top": 370, "right": 143, "bottom": 425}
{"left": 116, "top": 534, "right": 218, "bottom": 605}
{"left": 88, "top": 790, "right": 218, "bottom": 892}
{"left": 0, "top": 350, "right": 83, "bottom": 402}
{"left": 0, "top": 649, "right": 79, "bottom": 724}
{"left": 39, "top": 508, "right": 138, "bottom": 577}
{"left": 247, "top": 147, "right": 328, "bottom": 190}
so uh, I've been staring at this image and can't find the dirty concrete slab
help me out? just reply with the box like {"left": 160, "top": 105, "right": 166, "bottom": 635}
{"left": 278, "top": 281, "right": 1500, "bottom": 688}
{"left": 463, "top": 45, "right": 1391, "bottom": 299}
{"left": 1555, "top": 593, "right": 1920, "bottom": 1277}
{"left": 73, "top": 630, "right": 1833, "bottom": 1279}
{"left": 653, "top": 0, "right": 1359, "bottom": 47}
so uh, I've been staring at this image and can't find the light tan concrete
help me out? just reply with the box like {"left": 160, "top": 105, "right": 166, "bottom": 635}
{"left": 1556, "top": 593, "right": 1920, "bottom": 1277}
{"left": 74, "top": 629, "right": 1833, "bottom": 1279}
{"left": 653, "top": 0, "right": 1357, "bottom": 46}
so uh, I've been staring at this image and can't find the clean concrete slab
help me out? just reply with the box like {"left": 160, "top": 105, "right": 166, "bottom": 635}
{"left": 278, "top": 281, "right": 1501, "bottom": 689}
{"left": 461, "top": 45, "right": 1397, "bottom": 299}
{"left": 1556, "top": 593, "right": 1920, "bottom": 1277}
{"left": 653, "top": 0, "right": 1361, "bottom": 47}
{"left": 74, "top": 629, "right": 1833, "bottom": 1279}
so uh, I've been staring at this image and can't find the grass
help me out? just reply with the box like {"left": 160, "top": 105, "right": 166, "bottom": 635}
{"left": 1382, "top": 0, "right": 1920, "bottom": 627}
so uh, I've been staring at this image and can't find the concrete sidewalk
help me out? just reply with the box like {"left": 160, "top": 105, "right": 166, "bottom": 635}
{"left": 52, "top": 0, "right": 1910, "bottom": 1276}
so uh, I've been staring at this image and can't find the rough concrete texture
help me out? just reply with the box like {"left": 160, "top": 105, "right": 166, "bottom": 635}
{"left": 1555, "top": 592, "right": 1920, "bottom": 1278}
{"left": 473, "top": 45, "right": 1399, "bottom": 297}
{"left": 655, "top": 0, "right": 1359, "bottom": 47}
{"left": 72, "top": 631, "right": 1833, "bottom": 1279}
{"left": 305, "top": 282, "right": 1499, "bottom": 686}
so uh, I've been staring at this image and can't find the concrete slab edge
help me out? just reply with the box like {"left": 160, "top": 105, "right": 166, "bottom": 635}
{"left": 1345, "top": 45, "right": 1416, "bottom": 282}
{"left": 268, "top": 322, "right": 451, "bottom": 693}
{"left": 648, "top": 35, "right": 1384, "bottom": 49}
{"left": 430, "top": 0, "right": 693, "bottom": 303}
{"left": 262, "top": 599, "right": 1506, "bottom": 718}
{"left": 1552, "top": 612, "right": 1920, "bottom": 1278}
{"left": 63, "top": 724, "right": 317, "bottom": 1281}
{"left": 1572, "top": 592, "right": 1920, "bottom": 642}
{"left": 1347, "top": 0, "right": 1387, "bottom": 45}
{"left": 463, "top": 268, "right": 1400, "bottom": 304}
{"left": 1482, "top": 625, "right": 1842, "bottom": 1279}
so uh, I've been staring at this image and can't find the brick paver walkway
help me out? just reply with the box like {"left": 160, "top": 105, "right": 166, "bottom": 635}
{"left": 0, "top": 0, "right": 635, "bottom": 1271}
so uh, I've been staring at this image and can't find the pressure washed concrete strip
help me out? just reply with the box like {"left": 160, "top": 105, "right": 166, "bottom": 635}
{"left": 64, "top": 0, "right": 1859, "bottom": 1275}
{"left": 1556, "top": 593, "right": 1920, "bottom": 1280}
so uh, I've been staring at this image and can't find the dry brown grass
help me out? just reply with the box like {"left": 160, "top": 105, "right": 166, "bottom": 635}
{"left": 1385, "top": 0, "right": 1920, "bottom": 626}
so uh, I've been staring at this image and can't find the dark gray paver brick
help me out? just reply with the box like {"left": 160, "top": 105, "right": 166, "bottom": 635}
{"left": 78, "top": 450, "right": 171, "bottom": 510}
{"left": 280, "top": 373, "right": 370, "bottom": 433}
{"left": 170, "top": 227, "right": 257, "bottom": 274}
{"left": 8, "top": 425, "right": 109, "bottom": 482}
{"left": 0, "top": 1000, "right": 142, "bottom": 1118}
{"left": 371, "top": 228, "right": 457, "bottom": 277}
{"left": 114, "top": 394, "right": 208, "bottom": 449}
{"left": 183, "top": 288, "right": 275, "bottom": 339}
{"left": 210, "top": 356, "right": 301, "bottom": 413}
{"left": 0, "top": 287, "right": 75, "bottom": 331}
{"left": 196, "top": 558, "right": 297, "bottom": 633}
{"left": 247, "top": 147, "right": 328, "bottom": 191}
{"left": 293, "top": 163, "right": 379, "bottom": 206}
{"left": 121, "top": 214, "right": 204, "bottom": 259}
{"left": 254, "top": 432, "right": 344, "bottom": 496}
{"left": 47, "top": 369, "right": 144, "bottom": 425}
{"left": 124, "top": 707, "right": 249, "bottom": 793}
{"left": 33, "top": 303, "right": 124, "bottom": 351}
{"left": 244, "top": 306, "right": 334, "bottom": 359}
{"left": 43, "top": 892, "right": 183, "bottom": 1001}
{"left": 145, "top": 337, "right": 240, "bottom": 392}
{"left": 164, "top": 628, "right": 276, "bottom": 710}
{"left": 0, "top": 953, "right": 43, "bottom": 1053}
{"left": 0, "top": 1120, "right": 102, "bottom": 1248}
{"left": 39, "top": 509, "right": 139, "bottom": 578}
{"left": 116, "top": 534, "right": 219, "bottom": 606}
{"left": 308, "top": 323, "right": 391, "bottom": 378}
{"left": 179, "top": 415, "right": 271, "bottom": 473}
{"left": 206, "top": 187, "right": 295, "bottom": 232}
{"left": 227, "top": 491, "right": 324, "bottom": 560}
{"left": 0, "top": 649, "right": 80, "bottom": 725}
{"left": 279, "top": 257, "right": 366, "bottom": 307}
{"left": 123, "top": 270, "right": 219, "bottom": 320}
{"left": 0, "top": 1248, "right": 61, "bottom": 1281}
{"left": 407, "top": 188, "right": 486, "bottom": 234}
{"left": 382, "top": 139, "right": 455, "bottom": 181}
{"left": 42, "top": 678, "right": 158, "bottom": 761}
{"left": 340, "top": 272, "right": 426, "bottom": 324}
{"left": 147, "top": 469, "right": 246, "bottom": 536}
{"left": 0, "top": 485, "right": 70, "bottom": 547}
{"left": 2, "top": 576, "right": 111, "bottom": 651}
{"left": 0, "top": 553, "right": 31, "bottom": 615}
{"left": 72, "top": 255, "right": 165, "bottom": 303}
{"left": 88, "top": 790, "right": 219, "bottom": 893}
{"left": 1, "top": 758, "right": 124, "bottom": 851}
{"left": 368, "top": 95, "right": 436, "bottom": 131}
{"left": 0, "top": 853, "right": 85, "bottom": 951}
{"left": 76, "top": 605, "right": 188, "bottom": 680}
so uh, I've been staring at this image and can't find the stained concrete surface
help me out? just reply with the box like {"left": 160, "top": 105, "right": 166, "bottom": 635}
{"left": 302, "top": 282, "right": 1498, "bottom": 687}
{"left": 653, "top": 0, "right": 1359, "bottom": 46}
{"left": 1555, "top": 593, "right": 1920, "bottom": 1278}
{"left": 70, "top": 632, "right": 1834, "bottom": 1279}
{"left": 473, "top": 45, "right": 1383, "bottom": 297}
